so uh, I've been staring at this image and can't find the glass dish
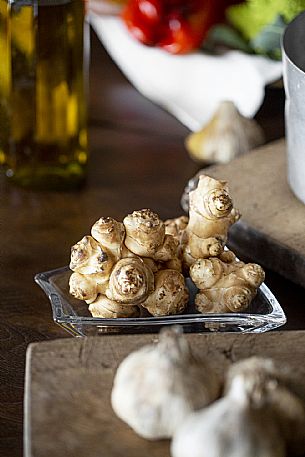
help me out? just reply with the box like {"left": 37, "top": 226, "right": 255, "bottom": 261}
{"left": 35, "top": 266, "right": 286, "bottom": 337}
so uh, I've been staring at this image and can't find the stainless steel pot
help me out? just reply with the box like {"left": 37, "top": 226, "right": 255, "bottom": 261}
{"left": 283, "top": 11, "right": 305, "bottom": 204}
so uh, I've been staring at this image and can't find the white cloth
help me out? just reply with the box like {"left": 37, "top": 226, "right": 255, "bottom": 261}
{"left": 90, "top": 14, "right": 283, "bottom": 131}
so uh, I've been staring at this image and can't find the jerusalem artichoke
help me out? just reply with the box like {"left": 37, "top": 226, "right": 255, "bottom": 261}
{"left": 190, "top": 256, "right": 265, "bottom": 313}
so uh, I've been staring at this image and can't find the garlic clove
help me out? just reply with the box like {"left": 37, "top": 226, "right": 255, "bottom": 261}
{"left": 185, "top": 101, "right": 265, "bottom": 164}
{"left": 111, "top": 326, "right": 220, "bottom": 440}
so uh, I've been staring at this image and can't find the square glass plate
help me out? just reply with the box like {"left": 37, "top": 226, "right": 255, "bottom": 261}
{"left": 35, "top": 266, "right": 286, "bottom": 336}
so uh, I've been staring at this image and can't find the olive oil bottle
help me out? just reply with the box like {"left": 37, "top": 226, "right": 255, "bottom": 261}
{"left": 0, "top": 0, "right": 88, "bottom": 190}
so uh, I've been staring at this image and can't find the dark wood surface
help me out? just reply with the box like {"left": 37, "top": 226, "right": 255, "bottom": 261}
{"left": 25, "top": 332, "right": 305, "bottom": 457}
{"left": 206, "top": 140, "right": 305, "bottom": 286}
{"left": 0, "top": 28, "right": 304, "bottom": 457}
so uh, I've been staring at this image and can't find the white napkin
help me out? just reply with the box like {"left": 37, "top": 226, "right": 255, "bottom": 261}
{"left": 90, "top": 15, "right": 282, "bottom": 131}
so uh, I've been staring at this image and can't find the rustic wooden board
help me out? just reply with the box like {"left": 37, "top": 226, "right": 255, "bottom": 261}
{"left": 24, "top": 331, "right": 305, "bottom": 457}
{"left": 205, "top": 139, "right": 305, "bottom": 287}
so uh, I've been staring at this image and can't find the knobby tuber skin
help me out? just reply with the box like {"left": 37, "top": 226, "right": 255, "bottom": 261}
{"left": 70, "top": 175, "right": 265, "bottom": 318}
{"left": 190, "top": 256, "right": 265, "bottom": 313}
{"left": 106, "top": 257, "right": 154, "bottom": 305}
{"left": 141, "top": 269, "right": 189, "bottom": 316}
{"left": 69, "top": 272, "right": 98, "bottom": 303}
{"left": 111, "top": 327, "right": 220, "bottom": 440}
{"left": 124, "top": 209, "right": 180, "bottom": 262}
{"left": 165, "top": 176, "right": 241, "bottom": 271}
{"left": 165, "top": 216, "right": 189, "bottom": 244}
{"left": 184, "top": 175, "right": 240, "bottom": 264}
{"left": 123, "top": 209, "right": 166, "bottom": 258}
{"left": 70, "top": 236, "right": 114, "bottom": 276}
{"left": 153, "top": 234, "right": 179, "bottom": 262}
{"left": 69, "top": 211, "right": 188, "bottom": 317}
{"left": 91, "top": 217, "right": 125, "bottom": 261}
{"left": 88, "top": 295, "right": 139, "bottom": 318}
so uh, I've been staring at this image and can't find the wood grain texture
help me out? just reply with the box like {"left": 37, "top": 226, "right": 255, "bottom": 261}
{"left": 206, "top": 140, "right": 305, "bottom": 286}
{"left": 0, "top": 29, "right": 298, "bottom": 457}
{"left": 0, "top": 32, "right": 196, "bottom": 457}
{"left": 25, "top": 332, "right": 305, "bottom": 457}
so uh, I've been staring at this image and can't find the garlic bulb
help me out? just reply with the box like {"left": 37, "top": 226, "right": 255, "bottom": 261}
{"left": 172, "top": 357, "right": 286, "bottom": 457}
{"left": 111, "top": 327, "right": 220, "bottom": 440}
{"left": 185, "top": 101, "right": 265, "bottom": 164}
{"left": 172, "top": 356, "right": 305, "bottom": 457}
{"left": 225, "top": 357, "right": 305, "bottom": 457}
{"left": 171, "top": 391, "right": 285, "bottom": 457}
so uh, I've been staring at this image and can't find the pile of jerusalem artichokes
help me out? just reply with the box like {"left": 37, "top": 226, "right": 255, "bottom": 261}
{"left": 69, "top": 174, "right": 265, "bottom": 318}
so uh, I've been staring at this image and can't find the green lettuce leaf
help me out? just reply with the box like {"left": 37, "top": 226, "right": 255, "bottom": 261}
{"left": 227, "top": 0, "right": 305, "bottom": 41}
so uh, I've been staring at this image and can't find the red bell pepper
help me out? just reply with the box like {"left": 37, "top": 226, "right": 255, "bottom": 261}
{"left": 122, "top": 0, "right": 233, "bottom": 54}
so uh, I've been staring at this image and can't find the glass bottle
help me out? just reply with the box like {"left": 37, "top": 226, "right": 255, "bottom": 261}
{"left": 0, "top": 0, "right": 88, "bottom": 190}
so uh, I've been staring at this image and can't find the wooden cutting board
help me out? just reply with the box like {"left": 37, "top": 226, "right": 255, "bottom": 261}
{"left": 205, "top": 139, "right": 305, "bottom": 287}
{"left": 24, "top": 331, "right": 305, "bottom": 457}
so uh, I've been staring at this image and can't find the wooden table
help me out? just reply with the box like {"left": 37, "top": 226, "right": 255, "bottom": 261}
{"left": 0, "top": 29, "right": 305, "bottom": 457}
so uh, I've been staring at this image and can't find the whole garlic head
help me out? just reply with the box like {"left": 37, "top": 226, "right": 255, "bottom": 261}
{"left": 171, "top": 393, "right": 285, "bottom": 457}
{"left": 172, "top": 357, "right": 289, "bottom": 457}
{"left": 111, "top": 327, "right": 220, "bottom": 440}
{"left": 225, "top": 357, "right": 305, "bottom": 456}
{"left": 185, "top": 101, "right": 265, "bottom": 164}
